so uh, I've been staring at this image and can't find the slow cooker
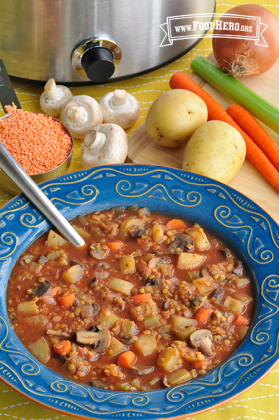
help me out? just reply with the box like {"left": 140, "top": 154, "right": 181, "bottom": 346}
{"left": 0, "top": 0, "right": 215, "bottom": 84}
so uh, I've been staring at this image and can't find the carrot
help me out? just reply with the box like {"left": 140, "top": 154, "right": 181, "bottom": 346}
{"left": 117, "top": 351, "right": 137, "bottom": 368}
{"left": 57, "top": 292, "right": 76, "bottom": 309}
{"left": 191, "top": 360, "right": 210, "bottom": 370}
{"left": 227, "top": 103, "right": 279, "bottom": 172}
{"left": 170, "top": 71, "right": 232, "bottom": 122}
{"left": 170, "top": 72, "right": 279, "bottom": 193}
{"left": 53, "top": 340, "right": 72, "bottom": 357}
{"left": 107, "top": 241, "right": 124, "bottom": 251}
{"left": 42, "top": 286, "right": 62, "bottom": 300}
{"left": 166, "top": 219, "right": 186, "bottom": 231}
{"left": 195, "top": 308, "right": 214, "bottom": 325}
{"left": 234, "top": 314, "right": 250, "bottom": 326}
{"left": 130, "top": 293, "right": 151, "bottom": 305}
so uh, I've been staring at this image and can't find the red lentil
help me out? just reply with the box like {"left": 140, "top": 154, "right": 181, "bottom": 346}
{"left": 0, "top": 105, "right": 72, "bottom": 175}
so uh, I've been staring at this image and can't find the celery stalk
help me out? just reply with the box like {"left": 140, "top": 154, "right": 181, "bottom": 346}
{"left": 190, "top": 56, "right": 279, "bottom": 134}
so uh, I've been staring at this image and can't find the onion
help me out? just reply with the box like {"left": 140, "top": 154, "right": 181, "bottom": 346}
{"left": 212, "top": 4, "right": 279, "bottom": 77}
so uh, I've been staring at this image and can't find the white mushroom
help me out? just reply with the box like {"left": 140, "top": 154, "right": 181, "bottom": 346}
{"left": 61, "top": 95, "right": 103, "bottom": 139}
{"left": 76, "top": 328, "right": 111, "bottom": 353}
{"left": 80, "top": 123, "right": 128, "bottom": 168}
{"left": 99, "top": 89, "right": 140, "bottom": 129}
{"left": 39, "top": 78, "right": 73, "bottom": 118}
{"left": 190, "top": 329, "right": 213, "bottom": 357}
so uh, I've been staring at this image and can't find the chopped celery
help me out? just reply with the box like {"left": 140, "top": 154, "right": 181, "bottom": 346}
{"left": 171, "top": 315, "right": 197, "bottom": 328}
{"left": 116, "top": 382, "right": 133, "bottom": 391}
{"left": 47, "top": 250, "right": 63, "bottom": 261}
{"left": 130, "top": 378, "right": 141, "bottom": 388}
{"left": 171, "top": 325, "right": 196, "bottom": 340}
{"left": 149, "top": 377, "right": 160, "bottom": 386}
{"left": 120, "top": 319, "right": 139, "bottom": 337}
{"left": 143, "top": 314, "right": 161, "bottom": 329}
{"left": 191, "top": 56, "right": 279, "bottom": 134}
{"left": 185, "top": 270, "right": 200, "bottom": 283}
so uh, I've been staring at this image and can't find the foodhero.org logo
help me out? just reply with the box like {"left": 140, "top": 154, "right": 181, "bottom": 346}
{"left": 160, "top": 13, "right": 268, "bottom": 47}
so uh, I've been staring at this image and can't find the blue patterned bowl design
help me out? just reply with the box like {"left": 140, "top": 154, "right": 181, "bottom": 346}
{"left": 0, "top": 164, "right": 279, "bottom": 419}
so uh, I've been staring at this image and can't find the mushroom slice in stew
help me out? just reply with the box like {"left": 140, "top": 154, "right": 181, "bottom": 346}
{"left": 90, "top": 379, "right": 110, "bottom": 389}
{"left": 89, "top": 243, "right": 110, "bottom": 259}
{"left": 76, "top": 328, "right": 111, "bottom": 353}
{"left": 232, "top": 260, "right": 244, "bottom": 276}
{"left": 167, "top": 233, "right": 194, "bottom": 254}
{"left": 128, "top": 225, "right": 147, "bottom": 238}
{"left": 32, "top": 279, "right": 52, "bottom": 298}
{"left": 190, "top": 329, "right": 213, "bottom": 357}
{"left": 129, "top": 365, "right": 155, "bottom": 375}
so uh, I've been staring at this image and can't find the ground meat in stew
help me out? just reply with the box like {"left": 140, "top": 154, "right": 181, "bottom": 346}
{"left": 7, "top": 206, "right": 253, "bottom": 392}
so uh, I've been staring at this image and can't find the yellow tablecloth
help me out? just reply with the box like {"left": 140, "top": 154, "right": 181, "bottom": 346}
{"left": 1, "top": 0, "right": 279, "bottom": 419}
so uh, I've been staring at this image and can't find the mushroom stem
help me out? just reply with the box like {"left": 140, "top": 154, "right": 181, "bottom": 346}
{"left": 44, "top": 78, "right": 62, "bottom": 101}
{"left": 66, "top": 104, "right": 88, "bottom": 125}
{"left": 111, "top": 89, "right": 128, "bottom": 108}
{"left": 84, "top": 130, "right": 107, "bottom": 155}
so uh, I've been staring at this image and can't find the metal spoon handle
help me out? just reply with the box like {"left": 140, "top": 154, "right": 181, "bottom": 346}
{"left": 0, "top": 141, "right": 85, "bottom": 247}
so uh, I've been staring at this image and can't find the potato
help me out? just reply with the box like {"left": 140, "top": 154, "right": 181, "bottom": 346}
{"left": 182, "top": 120, "right": 246, "bottom": 183}
{"left": 145, "top": 89, "right": 208, "bottom": 147}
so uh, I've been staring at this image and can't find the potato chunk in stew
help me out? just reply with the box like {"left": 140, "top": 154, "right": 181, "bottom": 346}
{"left": 7, "top": 206, "right": 253, "bottom": 392}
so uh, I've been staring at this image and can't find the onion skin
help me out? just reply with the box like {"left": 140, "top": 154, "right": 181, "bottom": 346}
{"left": 213, "top": 5, "right": 279, "bottom": 78}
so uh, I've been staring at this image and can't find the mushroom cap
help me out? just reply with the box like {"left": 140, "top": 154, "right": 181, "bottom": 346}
{"left": 76, "top": 328, "right": 111, "bottom": 353}
{"left": 32, "top": 279, "right": 53, "bottom": 298}
{"left": 129, "top": 365, "right": 155, "bottom": 375}
{"left": 40, "top": 83, "right": 73, "bottom": 118}
{"left": 89, "top": 243, "right": 110, "bottom": 259}
{"left": 61, "top": 95, "right": 103, "bottom": 139}
{"left": 99, "top": 90, "right": 140, "bottom": 129}
{"left": 167, "top": 233, "right": 195, "bottom": 255}
{"left": 80, "top": 123, "right": 128, "bottom": 168}
{"left": 190, "top": 329, "right": 213, "bottom": 357}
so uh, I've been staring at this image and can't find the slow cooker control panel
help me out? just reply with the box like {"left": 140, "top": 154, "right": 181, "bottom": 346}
{"left": 72, "top": 38, "right": 122, "bottom": 83}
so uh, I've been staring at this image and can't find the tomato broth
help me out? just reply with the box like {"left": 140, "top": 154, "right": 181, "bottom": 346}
{"left": 7, "top": 205, "right": 253, "bottom": 392}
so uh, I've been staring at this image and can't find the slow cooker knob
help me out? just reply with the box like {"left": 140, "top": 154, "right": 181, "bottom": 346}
{"left": 81, "top": 47, "right": 115, "bottom": 83}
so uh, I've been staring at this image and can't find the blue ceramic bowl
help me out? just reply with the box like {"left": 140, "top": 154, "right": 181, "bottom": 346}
{"left": 0, "top": 164, "right": 279, "bottom": 419}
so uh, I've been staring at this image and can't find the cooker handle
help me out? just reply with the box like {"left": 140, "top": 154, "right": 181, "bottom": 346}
{"left": 81, "top": 47, "right": 115, "bottom": 83}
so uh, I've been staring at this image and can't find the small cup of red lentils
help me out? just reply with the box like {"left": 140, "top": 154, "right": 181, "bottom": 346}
{"left": 0, "top": 105, "right": 73, "bottom": 195}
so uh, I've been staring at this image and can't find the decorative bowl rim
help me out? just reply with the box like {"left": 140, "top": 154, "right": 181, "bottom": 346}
{"left": 1, "top": 163, "right": 279, "bottom": 420}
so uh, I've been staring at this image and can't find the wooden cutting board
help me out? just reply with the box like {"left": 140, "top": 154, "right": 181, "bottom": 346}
{"left": 128, "top": 53, "right": 279, "bottom": 224}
